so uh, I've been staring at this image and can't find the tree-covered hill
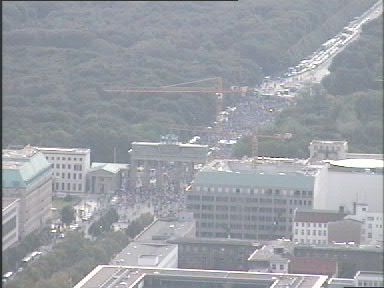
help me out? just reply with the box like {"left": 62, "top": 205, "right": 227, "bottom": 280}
{"left": 237, "top": 15, "right": 383, "bottom": 159}
{"left": 3, "top": 1, "right": 375, "bottom": 162}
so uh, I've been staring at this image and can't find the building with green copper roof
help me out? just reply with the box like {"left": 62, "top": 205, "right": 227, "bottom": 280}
{"left": 2, "top": 146, "right": 53, "bottom": 239}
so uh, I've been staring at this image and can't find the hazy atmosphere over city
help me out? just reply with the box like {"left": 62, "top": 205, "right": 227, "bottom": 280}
{"left": 2, "top": 1, "right": 383, "bottom": 287}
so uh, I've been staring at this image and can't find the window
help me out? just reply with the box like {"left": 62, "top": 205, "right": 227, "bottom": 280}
{"left": 55, "top": 183, "right": 59, "bottom": 190}
{"left": 307, "top": 230, "right": 310, "bottom": 235}
{"left": 62, "top": 183, "right": 65, "bottom": 190}
{"left": 62, "top": 173, "right": 65, "bottom": 179}
{"left": 271, "top": 264, "right": 276, "bottom": 270}
{"left": 296, "top": 223, "right": 299, "bottom": 227}
{"left": 51, "top": 157, "right": 54, "bottom": 160}
{"left": 368, "top": 232, "right": 372, "bottom": 238}
{"left": 74, "top": 173, "right": 77, "bottom": 180}
{"left": 279, "top": 264, "right": 284, "bottom": 270}
{"left": 68, "top": 157, "right": 71, "bottom": 161}
{"left": 56, "top": 164, "right": 60, "bottom": 169}
{"left": 295, "top": 229, "right": 298, "bottom": 235}
{"left": 313, "top": 230, "right": 316, "bottom": 235}
{"left": 74, "top": 157, "right": 77, "bottom": 161}
{"left": 67, "top": 183, "right": 70, "bottom": 190}
{"left": 62, "top": 157, "right": 66, "bottom": 160}
{"left": 67, "top": 164, "right": 71, "bottom": 169}
{"left": 68, "top": 173, "right": 71, "bottom": 179}
{"left": 78, "top": 184, "right": 82, "bottom": 191}
{"left": 62, "top": 164, "right": 66, "bottom": 169}
{"left": 73, "top": 183, "right": 76, "bottom": 191}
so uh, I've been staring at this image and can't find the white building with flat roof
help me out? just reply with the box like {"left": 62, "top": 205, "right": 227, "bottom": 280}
{"left": 314, "top": 158, "right": 383, "bottom": 213}
{"left": 35, "top": 147, "right": 91, "bottom": 195}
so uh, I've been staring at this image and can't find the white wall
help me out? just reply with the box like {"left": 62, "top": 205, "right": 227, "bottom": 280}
{"left": 318, "top": 170, "right": 383, "bottom": 213}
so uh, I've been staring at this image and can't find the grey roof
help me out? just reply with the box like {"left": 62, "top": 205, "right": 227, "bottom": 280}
{"left": 3, "top": 148, "right": 51, "bottom": 188}
{"left": 90, "top": 162, "right": 129, "bottom": 174}
{"left": 193, "top": 170, "right": 315, "bottom": 190}
{"left": 74, "top": 265, "right": 328, "bottom": 288}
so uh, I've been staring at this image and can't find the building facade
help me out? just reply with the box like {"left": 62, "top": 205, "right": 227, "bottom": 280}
{"left": 3, "top": 146, "right": 53, "bottom": 238}
{"left": 36, "top": 147, "right": 91, "bottom": 195}
{"left": 346, "top": 203, "right": 383, "bottom": 245}
{"left": 87, "top": 162, "right": 129, "bottom": 194}
{"left": 169, "top": 237, "right": 262, "bottom": 271}
{"left": 314, "top": 158, "right": 383, "bottom": 214}
{"left": 292, "top": 209, "right": 346, "bottom": 245}
{"left": 294, "top": 244, "right": 384, "bottom": 278}
{"left": 2, "top": 198, "right": 20, "bottom": 251}
{"left": 354, "top": 271, "right": 384, "bottom": 287}
{"left": 309, "top": 140, "right": 348, "bottom": 161}
{"left": 186, "top": 158, "right": 326, "bottom": 240}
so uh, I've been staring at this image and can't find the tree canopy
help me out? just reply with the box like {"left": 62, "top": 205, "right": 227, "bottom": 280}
{"left": 2, "top": 1, "right": 375, "bottom": 162}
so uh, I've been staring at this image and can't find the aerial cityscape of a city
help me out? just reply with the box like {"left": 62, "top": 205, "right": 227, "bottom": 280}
{"left": 2, "top": 1, "right": 383, "bottom": 288}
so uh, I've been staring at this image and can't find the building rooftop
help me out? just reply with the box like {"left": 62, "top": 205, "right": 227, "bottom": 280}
{"left": 74, "top": 265, "right": 328, "bottom": 288}
{"left": 35, "top": 146, "right": 90, "bottom": 153}
{"left": 248, "top": 239, "right": 294, "bottom": 262}
{"left": 111, "top": 242, "right": 177, "bottom": 267}
{"left": 355, "top": 271, "right": 384, "bottom": 279}
{"left": 328, "top": 158, "right": 384, "bottom": 169}
{"left": 91, "top": 162, "right": 129, "bottom": 174}
{"left": 193, "top": 169, "right": 315, "bottom": 190}
{"left": 3, "top": 147, "right": 52, "bottom": 188}
{"left": 134, "top": 218, "right": 195, "bottom": 243}
{"left": 294, "top": 209, "right": 346, "bottom": 223}
{"left": 169, "top": 237, "right": 262, "bottom": 247}
{"left": 289, "top": 256, "right": 337, "bottom": 276}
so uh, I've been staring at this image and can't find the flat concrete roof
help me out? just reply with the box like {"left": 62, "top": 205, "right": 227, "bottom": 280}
{"left": 329, "top": 159, "right": 384, "bottom": 169}
{"left": 134, "top": 219, "right": 195, "bottom": 243}
{"left": 74, "top": 265, "right": 328, "bottom": 288}
{"left": 35, "top": 146, "right": 90, "bottom": 153}
{"left": 111, "top": 242, "right": 177, "bottom": 267}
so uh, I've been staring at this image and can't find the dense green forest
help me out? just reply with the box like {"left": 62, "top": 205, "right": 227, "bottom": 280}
{"left": 244, "top": 15, "right": 383, "bottom": 159}
{"left": 2, "top": 1, "right": 376, "bottom": 162}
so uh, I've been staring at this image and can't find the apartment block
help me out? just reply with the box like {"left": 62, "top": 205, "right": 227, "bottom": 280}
{"left": 2, "top": 146, "right": 52, "bottom": 238}
{"left": 292, "top": 208, "right": 346, "bottom": 245}
{"left": 186, "top": 158, "right": 326, "bottom": 240}
{"left": 346, "top": 203, "right": 383, "bottom": 245}
{"left": 35, "top": 147, "right": 91, "bottom": 195}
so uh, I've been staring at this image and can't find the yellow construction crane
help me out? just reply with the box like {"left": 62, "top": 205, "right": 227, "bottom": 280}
{"left": 168, "top": 124, "right": 292, "bottom": 161}
{"left": 104, "top": 77, "right": 248, "bottom": 130}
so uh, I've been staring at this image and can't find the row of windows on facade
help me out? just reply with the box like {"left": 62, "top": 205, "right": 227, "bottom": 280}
{"left": 295, "top": 222, "right": 328, "bottom": 228}
{"left": 294, "top": 229, "right": 327, "bottom": 236}
{"left": 293, "top": 238, "right": 327, "bottom": 245}
{"left": 46, "top": 156, "right": 84, "bottom": 161}
{"left": 194, "top": 186, "right": 313, "bottom": 196}
{"left": 199, "top": 222, "right": 289, "bottom": 230}
{"left": 54, "top": 172, "right": 83, "bottom": 180}
{"left": 271, "top": 263, "right": 286, "bottom": 271}
{"left": 367, "top": 216, "right": 383, "bottom": 221}
{"left": 198, "top": 232, "right": 276, "bottom": 239}
{"left": 194, "top": 212, "right": 295, "bottom": 220}
{"left": 51, "top": 163, "right": 83, "bottom": 170}
{"left": 188, "top": 195, "right": 313, "bottom": 204}
{"left": 367, "top": 223, "right": 383, "bottom": 229}
{"left": 54, "top": 182, "right": 82, "bottom": 191}
{"left": 358, "top": 280, "right": 384, "bottom": 287}
{"left": 197, "top": 213, "right": 290, "bottom": 222}
{"left": 188, "top": 199, "right": 312, "bottom": 209}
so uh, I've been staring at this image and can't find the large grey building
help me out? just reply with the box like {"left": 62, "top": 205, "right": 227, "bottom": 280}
{"left": 186, "top": 158, "right": 325, "bottom": 240}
